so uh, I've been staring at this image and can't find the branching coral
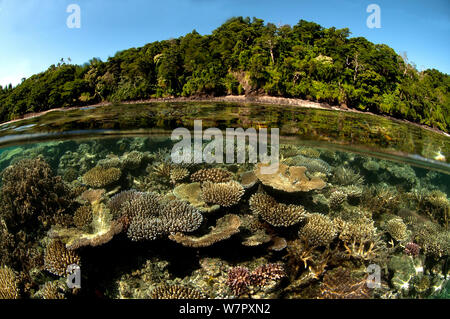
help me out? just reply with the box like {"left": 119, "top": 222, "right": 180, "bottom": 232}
{"left": 0, "top": 157, "right": 74, "bottom": 230}
{"left": 82, "top": 166, "right": 121, "bottom": 188}
{"left": 0, "top": 266, "right": 20, "bottom": 299}
{"left": 150, "top": 285, "right": 205, "bottom": 299}
{"left": 254, "top": 163, "right": 326, "bottom": 192}
{"left": 332, "top": 167, "right": 364, "bottom": 186}
{"left": 44, "top": 239, "right": 81, "bottom": 276}
{"left": 201, "top": 181, "right": 244, "bottom": 207}
{"left": 282, "top": 155, "right": 331, "bottom": 175}
{"left": 386, "top": 218, "right": 408, "bottom": 242}
{"left": 226, "top": 266, "right": 251, "bottom": 296}
{"left": 249, "top": 192, "right": 307, "bottom": 227}
{"left": 329, "top": 190, "right": 347, "bottom": 210}
{"left": 126, "top": 196, "right": 203, "bottom": 241}
{"left": 42, "top": 281, "right": 65, "bottom": 299}
{"left": 298, "top": 214, "right": 337, "bottom": 247}
{"left": 73, "top": 205, "right": 92, "bottom": 230}
{"left": 250, "top": 263, "right": 286, "bottom": 287}
{"left": 338, "top": 218, "right": 382, "bottom": 261}
{"left": 107, "top": 189, "right": 141, "bottom": 218}
{"left": 191, "top": 168, "right": 233, "bottom": 183}
{"left": 169, "top": 214, "right": 241, "bottom": 247}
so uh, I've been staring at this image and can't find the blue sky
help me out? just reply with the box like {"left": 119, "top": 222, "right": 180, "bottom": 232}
{"left": 0, "top": 0, "right": 449, "bottom": 87}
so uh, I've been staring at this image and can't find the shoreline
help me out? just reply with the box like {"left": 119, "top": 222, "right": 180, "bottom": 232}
{"left": 1, "top": 95, "right": 449, "bottom": 137}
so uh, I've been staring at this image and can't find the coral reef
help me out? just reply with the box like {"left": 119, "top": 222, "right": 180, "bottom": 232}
{"left": 0, "top": 157, "right": 74, "bottom": 230}
{"left": 172, "top": 183, "right": 220, "bottom": 213}
{"left": 0, "top": 266, "right": 20, "bottom": 299}
{"left": 73, "top": 205, "right": 93, "bottom": 230}
{"left": 249, "top": 192, "right": 307, "bottom": 227}
{"left": 320, "top": 267, "right": 371, "bottom": 299}
{"left": 126, "top": 196, "right": 203, "bottom": 241}
{"left": 44, "top": 239, "right": 81, "bottom": 276}
{"left": 226, "top": 266, "right": 251, "bottom": 296}
{"left": 201, "top": 181, "right": 245, "bottom": 207}
{"left": 150, "top": 285, "right": 205, "bottom": 299}
{"left": 254, "top": 163, "right": 326, "bottom": 192}
{"left": 82, "top": 166, "right": 122, "bottom": 188}
{"left": 329, "top": 190, "right": 347, "bottom": 210}
{"left": 191, "top": 168, "right": 233, "bottom": 183}
{"left": 332, "top": 167, "right": 364, "bottom": 186}
{"left": 298, "top": 214, "right": 337, "bottom": 247}
{"left": 386, "top": 218, "right": 408, "bottom": 242}
{"left": 169, "top": 214, "right": 241, "bottom": 247}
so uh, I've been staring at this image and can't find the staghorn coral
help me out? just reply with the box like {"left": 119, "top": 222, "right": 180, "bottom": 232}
{"left": 226, "top": 266, "right": 251, "bottom": 296}
{"left": 44, "top": 239, "right": 81, "bottom": 276}
{"left": 254, "top": 163, "right": 326, "bottom": 192}
{"left": 332, "top": 167, "right": 364, "bottom": 186}
{"left": 169, "top": 167, "right": 189, "bottom": 184}
{"left": 169, "top": 214, "right": 241, "bottom": 247}
{"left": 329, "top": 190, "right": 347, "bottom": 210}
{"left": 160, "top": 200, "right": 204, "bottom": 233}
{"left": 320, "top": 267, "right": 371, "bottom": 299}
{"left": 201, "top": 181, "right": 244, "bottom": 207}
{"left": 250, "top": 263, "right": 286, "bottom": 287}
{"left": 150, "top": 285, "right": 205, "bottom": 299}
{"left": 42, "top": 281, "right": 65, "bottom": 299}
{"left": 249, "top": 192, "right": 307, "bottom": 227}
{"left": 73, "top": 205, "right": 92, "bottom": 230}
{"left": 338, "top": 218, "right": 382, "bottom": 261}
{"left": 0, "top": 266, "right": 20, "bottom": 299}
{"left": 298, "top": 214, "right": 337, "bottom": 247}
{"left": 386, "top": 218, "right": 408, "bottom": 242}
{"left": 191, "top": 168, "right": 233, "bottom": 183}
{"left": 82, "top": 166, "right": 121, "bottom": 188}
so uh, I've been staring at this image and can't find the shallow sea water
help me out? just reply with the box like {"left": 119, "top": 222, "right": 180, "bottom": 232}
{"left": 0, "top": 102, "right": 448, "bottom": 299}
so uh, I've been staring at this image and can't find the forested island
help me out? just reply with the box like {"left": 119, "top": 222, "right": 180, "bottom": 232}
{"left": 0, "top": 17, "right": 449, "bottom": 132}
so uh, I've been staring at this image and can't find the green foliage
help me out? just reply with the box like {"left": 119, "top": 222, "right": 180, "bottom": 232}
{"left": 0, "top": 17, "right": 448, "bottom": 132}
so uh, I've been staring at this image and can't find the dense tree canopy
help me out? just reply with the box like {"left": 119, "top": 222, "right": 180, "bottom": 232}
{"left": 1, "top": 17, "right": 449, "bottom": 132}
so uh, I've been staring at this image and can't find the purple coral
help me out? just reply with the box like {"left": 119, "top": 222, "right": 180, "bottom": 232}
{"left": 250, "top": 263, "right": 286, "bottom": 287}
{"left": 404, "top": 242, "right": 421, "bottom": 257}
{"left": 226, "top": 266, "right": 251, "bottom": 296}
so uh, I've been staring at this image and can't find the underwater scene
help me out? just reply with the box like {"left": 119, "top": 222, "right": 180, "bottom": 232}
{"left": 0, "top": 103, "right": 449, "bottom": 300}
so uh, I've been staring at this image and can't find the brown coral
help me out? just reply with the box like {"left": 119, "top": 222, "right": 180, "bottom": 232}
{"left": 150, "top": 285, "right": 205, "bottom": 299}
{"left": 320, "top": 267, "right": 371, "bottom": 299}
{"left": 126, "top": 197, "right": 203, "bottom": 241}
{"left": 169, "top": 214, "right": 241, "bottom": 247}
{"left": 42, "top": 281, "right": 65, "bottom": 299}
{"left": 0, "top": 266, "right": 20, "bottom": 299}
{"left": 386, "top": 218, "right": 408, "bottom": 242}
{"left": 44, "top": 239, "right": 81, "bottom": 276}
{"left": 82, "top": 166, "right": 121, "bottom": 188}
{"left": 201, "top": 181, "right": 244, "bottom": 207}
{"left": 250, "top": 263, "right": 286, "bottom": 287}
{"left": 73, "top": 205, "right": 92, "bottom": 230}
{"left": 0, "top": 157, "right": 74, "bottom": 229}
{"left": 249, "top": 192, "right": 307, "bottom": 227}
{"left": 298, "top": 213, "right": 337, "bottom": 247}
{"left": 254, "top": 163, "right": 326, "bottom": 192}
{"left": 191, "top": 168, "right": 233, "bottom": 183}
{"left": 172, "top": 183, "right": 220, "bottom": 213}
{"left": 226, "top": 266, "right": 251, "bottom": 296}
